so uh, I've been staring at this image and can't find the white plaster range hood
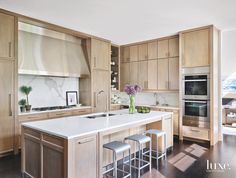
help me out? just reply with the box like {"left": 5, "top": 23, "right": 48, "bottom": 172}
{"left": 18, "top": 22, "right": 90, "bottom": 77}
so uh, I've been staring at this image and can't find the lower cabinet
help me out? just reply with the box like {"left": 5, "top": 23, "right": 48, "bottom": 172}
{"left": 73, "top": 135, "right": 97, "bottom": 178}
{"left": 183, "top": 126, "right": 210, "bottom": 141}
{"left": 22, "top": 127, "right": 98, "bottom": 178}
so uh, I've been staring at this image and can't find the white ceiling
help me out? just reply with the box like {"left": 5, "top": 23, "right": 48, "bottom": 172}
{"left": 1, "top": 0, "right": 236, "bottom": 44}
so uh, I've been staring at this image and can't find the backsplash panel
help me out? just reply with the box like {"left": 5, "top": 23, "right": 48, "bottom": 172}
{"left": 18, "top": 75, "right": 79, "bottom": 108}
{"left": 112, "top": 92, "right": 179, "bottom": 107}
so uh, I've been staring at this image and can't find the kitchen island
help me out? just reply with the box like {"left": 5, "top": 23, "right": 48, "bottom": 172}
{"left": 21, "top": 109, "right": 173, "bottom": 178}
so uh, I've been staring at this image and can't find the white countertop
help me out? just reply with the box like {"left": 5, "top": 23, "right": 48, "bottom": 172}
{"left": 22, "top": 109, "right": 172, "bottom": 139}
{"left": 18, "top": 106, "right": 92, "bottom": 116}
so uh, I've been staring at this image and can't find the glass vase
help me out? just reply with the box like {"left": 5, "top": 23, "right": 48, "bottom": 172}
{"left": 129, "top": 95, "right": 135, "bottom": 114}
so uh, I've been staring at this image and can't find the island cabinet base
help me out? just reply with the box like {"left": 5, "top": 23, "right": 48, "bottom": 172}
{"left": 21, "top": 127, "right": 98, "bottom": 178}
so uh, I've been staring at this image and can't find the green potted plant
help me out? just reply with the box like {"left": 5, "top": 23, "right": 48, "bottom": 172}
{"left": 20, "top": 85, "right": 32, "bottom": 112}
{"left": 18, "top": 99, "right": 26, "bottom": 113}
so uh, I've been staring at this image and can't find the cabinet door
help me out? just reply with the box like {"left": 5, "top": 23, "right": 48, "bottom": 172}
{"left": 138, "top": 60, "right": 148, "bottom": 89}
{"left": 0, "top": 60, "right": 14, "bottom": 153}
{"left": 158, "top": 39, "right": 169, "bottom": 58}
{"left": 75, "top": 135, "right": 97, "bottom": 178}
{"left": 169, "top": 37, "right": 179, "bottom": 57}
{"left": 173, "top": 111, "right": 179, "bottom": 135}
{"left": 168, "top": 57, "right": 179, "bottom": 90}
{"left": 92, "top": 39, "right": 110, "bottom": 70}
{"left": 182, "top": 29, "right": 210, "bottom": 67}
{"left": 147, "top": 59, "right": 158, "bottom": 90}
{"left": 93, "top": 70, "right": 110, "bottom": 112}
{"left": 120, "top": 63, "right": 130, "bottom": 90}
{"left": 0, "top": 12, "right": 15, "bottom": 59}
{"left": 130, "top": 45, "right": 138, "bottom": 62}
{"left": 138, "top": 43, "right": 148, "bottom": 61}
{"left": 148, "top": 41, "right": 158, "bottom": 60}
{"left": 157, "top": 59, "right": 169, "bottom": 90}
{"left": 122, "top": 46, "right": 130, "bottom": 62}
{"left": 129, "top": 62, "right": 139, "bottom": 85}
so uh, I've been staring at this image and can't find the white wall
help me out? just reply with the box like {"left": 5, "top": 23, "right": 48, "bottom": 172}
{"left": 221, "top": 29, "right": 236, "bottom": 79}
{"left": 18, "top": 75, "right": 79, "bottom": 108}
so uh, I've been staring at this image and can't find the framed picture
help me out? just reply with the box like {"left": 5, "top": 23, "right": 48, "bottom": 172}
{"left": 66, "top": 91, "right": 78, "bottom": 106}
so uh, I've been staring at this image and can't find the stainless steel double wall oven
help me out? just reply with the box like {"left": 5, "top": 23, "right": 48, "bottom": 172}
{"left": 182, "top": 67, "right": 210, "bottom": 128}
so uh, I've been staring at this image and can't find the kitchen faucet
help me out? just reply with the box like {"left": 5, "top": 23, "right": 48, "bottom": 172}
{"left": 97, "top": 90, "right": 109, "bottom": 117}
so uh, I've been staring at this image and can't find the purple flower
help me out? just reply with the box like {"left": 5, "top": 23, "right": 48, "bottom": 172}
{"left": 124, "top": 84, "right": 142, "bottom": 96}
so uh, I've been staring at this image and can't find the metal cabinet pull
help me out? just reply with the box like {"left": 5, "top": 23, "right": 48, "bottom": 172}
{"left": 78, "top": 138, "right": 94, "bottom": 144}
{"left": 94, "top": 57, "right": 96, "bottom": 68}
{"left": 9, "top": 94, "right": 12, "bottom": 116}
{"left": 9, "top": 42, "right": 12, "bottom": 57}
{"left": 94, "top": 92, "right": 97, "bottom": 108}
{"left": 190, "top": 129, "right": 200, "bottom": 132}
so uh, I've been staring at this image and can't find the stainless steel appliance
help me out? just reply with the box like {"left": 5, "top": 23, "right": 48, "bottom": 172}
{"left": 182, "top": 99, "right": 210, "bottom": 128}
{"left": 182, "top": 67, "right": 210, "bottom": 100}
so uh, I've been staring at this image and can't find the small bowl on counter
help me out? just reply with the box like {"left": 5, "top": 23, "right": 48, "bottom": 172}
{"left": 137, "top": 106, "right": 151, "bottom": 114}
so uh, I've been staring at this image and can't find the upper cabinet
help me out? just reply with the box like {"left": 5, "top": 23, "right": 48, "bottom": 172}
{"left": 120, "top": 35, "right": 179, "bottom": 91}
{"left": 121, "top": 46, "right": 130, "bottom": 62}
{"left": 158, "top": 37, "right": 179, "bottom": 58}
{"left": 138, "top": 43, "right": 148, "bottom": 61}
{"left": 92, "top": 38, "right": 110, "bottom": 70}
{"left": 158, "top": 39, "right": 169, "bottom": 58}
{"left": 129, "top": 45, "right": 138, "bottom": 62}
{"left": 0, "top": 12, "right": 15, "bottom": 59}
{"left": 181, "top": 28, "right": 210, "bottom": 67}
{"left": 148, "top": 41, "right": 158, "bottom": 60}
{"left": 169, "top": 37, "right": 179, "bottom": 57}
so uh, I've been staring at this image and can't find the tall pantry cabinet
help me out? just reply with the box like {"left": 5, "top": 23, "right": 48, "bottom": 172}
{"left": 0, "top": 11, "right": 17, "bottom": 154}
{"left": 91, "top": 38, "right": 111, "bottom": 113}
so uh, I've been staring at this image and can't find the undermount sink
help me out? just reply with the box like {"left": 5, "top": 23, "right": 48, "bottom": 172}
{"left": 86, "top": 113, "right": 116, "bottom": 119}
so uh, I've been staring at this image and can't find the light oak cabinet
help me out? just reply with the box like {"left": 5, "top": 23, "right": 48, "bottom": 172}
{"left": 0, "top": 60, "right": 14, "bottom": 153}
{"left": 148, "top": 41, "right": 158, "bottom": 60}
{"left": 157, "top": 58, "right": 169, "bottom": 90}
{"left": 147, "top": 59, "right": 158, "bottom": 90}
{"left": 129, "top": 62, "right": 139, "bottom": 85}
{"left": 129, "top": 45, "right": 138, "bottom": 62}
{"left": 0, "top": 12, "right": 15, "bottom": 59}
{"left": 120, "top": 36, "right": 179, "bottom": 91}
{"left": 168, "top": 57, "right": 179, "bottom": 90}
{"left": 138, "top": 43, "right": 148, "bottom": 61}
{"left": 158, "top": 39, "right": 169, "bottom": 58}
{"left": 158, "top": 37, "right": 179, "bottom": 59}
{"left": 93, "top": 70, "right": 110, "bottom": 112}
{"left": 121, "top": 46, "right": 130, "bottom": 62}
{"left": 169, "top": 37, "right": 179, "bottom": 57}
{"left": 138, "top": 60, "right": 148, "bottom": 89}
{"left": 181, "top": 28, "right": 210, "bottom": 67}
{"left": 120, "top": 62, "right": 130, "bottom": 90}
{"left": 92, "top": 38, "right": 110, "bottom": 70}
{"left": 74, "top": 135, "right": 97, "bottom": 178}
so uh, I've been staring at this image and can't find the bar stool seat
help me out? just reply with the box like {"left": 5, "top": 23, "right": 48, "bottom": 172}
{"left": 144, "top": 129, "right": 165, "bottom": 136}
{"left": 103, "top": 141, "right": 131, "bottom": 178}
{"left": 104, "top": 141, "right": 131, "bottom": 154}
{"left": 125, "top": 134, "right": 151, "bottom": 144}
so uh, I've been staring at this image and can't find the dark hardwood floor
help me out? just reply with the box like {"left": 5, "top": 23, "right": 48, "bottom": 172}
{"left": 1, "top": 134, "right": 236, "bottom": 178}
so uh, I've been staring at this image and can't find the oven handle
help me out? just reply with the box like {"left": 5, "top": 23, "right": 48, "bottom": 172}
{"left": 184, "top": 100, "right": 208, "bottom": 103}
{"left": 184, "top": 79, "right": 207, "bottom": 82}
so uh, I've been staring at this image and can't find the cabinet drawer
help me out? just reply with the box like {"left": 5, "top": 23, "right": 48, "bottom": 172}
{"left": 110, "top": 105, "right": 121, "bottom": 111}
{"left": 71, "top": 108, "right": 92, "bottom": 116}
{"left": 18, "top": 113, "right": 49, "bottom": 122}
{"left": 183, "top": 126, "right": 210, "bottom": 141}
{"left": 48, "top": 111, "right": 71, "bottom": 118}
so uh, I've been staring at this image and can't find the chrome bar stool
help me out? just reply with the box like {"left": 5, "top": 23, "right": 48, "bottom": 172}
{"left": 124, "top": 134, "right": 152, "bottom": 178}
{"left": 143, "top": 129, "right": 167, "bottom": 166}
{"left": 103, "top": 141, "right": 131, "bottom": 178}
